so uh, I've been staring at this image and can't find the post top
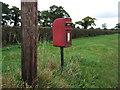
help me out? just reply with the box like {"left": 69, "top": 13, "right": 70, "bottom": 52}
{"left": 54, "top": 18, "right": 71, "bottom": 21}
{"left": 21, "top": 0, "right": 37, "bottom": 2}
{"left": 53, "top": 18, "right": 72, "bottom": 24}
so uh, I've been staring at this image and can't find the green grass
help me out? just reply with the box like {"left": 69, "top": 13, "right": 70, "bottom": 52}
{"left": 2, "top": 34, "right": 118, "bottom": 88}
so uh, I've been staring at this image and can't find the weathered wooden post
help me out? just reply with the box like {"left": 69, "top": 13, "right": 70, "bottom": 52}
{"left": 21, "top": 0, "right": 38, "bottom": 87}
{"left": 0, "top": 2, "right": 2, "bottom": 90}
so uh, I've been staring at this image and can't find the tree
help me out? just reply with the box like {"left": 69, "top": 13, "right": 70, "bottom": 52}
{"left": 10, "top": 6, "right": 20, "bottom": 26}
{"left": 38, "top": 11, "right": 43, "bottom": 26}
{"left": 72, "top": 23, "right": 76, "bottom": 28}
{"left": 1, "top": 2, "right": 11, "bottom": 25}
{"left": 38, "top": 5, "right": 70, "bottom": 27}
{"left": 38, "top": 10, "right": 51, "bottom": 27}
{"left": 102, "top": 23, "right": 107, "bottom": 30}
{"left": 1, "top": 1, "right": 21, "bottom": 26}
{"left": 75, "top": 16, "right": 97, "bottom": 29}
{"left": 49, "top": 5, "right": 70, "bottom": 23}
{"left": 115, "top": 23, "right": 120, "bottom": 30}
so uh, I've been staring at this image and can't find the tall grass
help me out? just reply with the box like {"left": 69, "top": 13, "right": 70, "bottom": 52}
{"left": 2, "top": 34, "right": 118, "bottom": 88}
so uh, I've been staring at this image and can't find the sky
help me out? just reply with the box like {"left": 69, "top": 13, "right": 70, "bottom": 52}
{"left": 1, "top": 0, "right": 119, "bottom": 29}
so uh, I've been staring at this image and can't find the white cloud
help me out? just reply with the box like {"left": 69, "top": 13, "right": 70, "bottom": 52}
{"left": 95, "top": 17, "right": 118, "bottom": 29}
{"left": 119, "top": 1, "right": 120, "bottom": 23}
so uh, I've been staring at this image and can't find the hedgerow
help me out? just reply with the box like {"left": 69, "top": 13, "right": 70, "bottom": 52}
{"left": 2, "top": 26, "right": 119, "bottom": 46}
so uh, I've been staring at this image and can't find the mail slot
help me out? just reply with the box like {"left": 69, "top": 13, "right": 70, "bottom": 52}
{"left": 65, "top": 23, "right": 73, "bottom": 26}
{"left": 52, "top": 18, "right": 73, "bottom": 47}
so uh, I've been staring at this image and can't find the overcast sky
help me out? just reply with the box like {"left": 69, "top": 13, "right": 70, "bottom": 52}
{"left": 1, "top": 0, "right": 119, "bottom": 29}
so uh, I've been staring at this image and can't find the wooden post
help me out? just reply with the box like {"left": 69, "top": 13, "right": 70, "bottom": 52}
{"left": 21, "top": 0, "right": 38, "bottom": 87}
{"left": 0, "top": 2, "right": 2, "bottom": 89}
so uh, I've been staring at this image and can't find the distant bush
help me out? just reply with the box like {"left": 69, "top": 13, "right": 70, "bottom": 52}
{"left": 2, "top": 26, "right": 119, "bottom": 47}
{"left": 38, "top": 27, "right": 52, "bottom": 42}
{"left": 72, "top": 29, "right": 119, "bottom": 38}
{"left": 2, "top": 26, "right": 21, "bottom": 46}
{"left": 2, "top": 26, "right": 52, "bottom": 46}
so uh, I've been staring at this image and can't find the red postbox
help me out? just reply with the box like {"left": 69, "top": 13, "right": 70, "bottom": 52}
{"left": 52, "top": 18, "right": 73, "bottom": 47}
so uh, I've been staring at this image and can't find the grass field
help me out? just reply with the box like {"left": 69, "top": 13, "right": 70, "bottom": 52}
{"left": 2, "top": 34, "right": 118, "bottom": 88}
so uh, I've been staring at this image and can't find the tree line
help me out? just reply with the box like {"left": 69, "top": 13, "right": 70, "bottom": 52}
{"left": 1, "top": 2, "right": 120, "bottom": 30}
